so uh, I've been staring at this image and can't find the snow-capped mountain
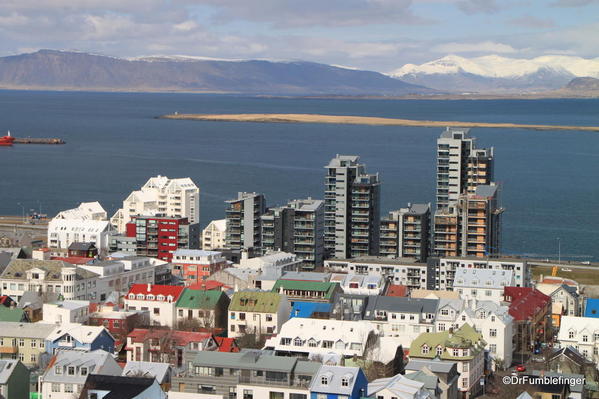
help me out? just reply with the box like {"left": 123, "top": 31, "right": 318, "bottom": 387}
{"left": 390, "top": 55, "right": 599, "bottom": 93}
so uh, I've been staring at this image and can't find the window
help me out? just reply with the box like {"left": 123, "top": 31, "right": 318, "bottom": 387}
{"left": 485, "top": 290, "right": 492, "bottom": 297}
{"left": 341, "top": 378, "right": 349, "bottom": 387}
{"left": 81, "top": 367, "right": 88, "bottom": 376}
{"left": 30, "top": 354, "right": 37, "bottom": 362}
{"left": 280, "top": 337, "right": 291, "bottom": 345}
{"left": 68, "top": 366, "right": 75, "bottom": 375}
{"left": 269, "top": 392, "right": 284, "bottom": 399}
{"left": 31, "top": 339, "right": 37, "bottom": 348}
{"left": 438, "top": 323, "right": 446, "bottom": 331}
{"left": 65, "top": 384, "right": 74, "bottom": 393}
{"left": 154, "top": 308, "right": 160, "bottom": 315}
{"left": 453, "top": 348, "right": 459, "bottom": 356}
{"left": 199, "top": 385, "right": 216, "bottom": 393}
{"left": 243, "top": 389, "right": 253, "bottom": 399}
{"left": 322, "top": 340, "right": 333, "bottom": 348}
{"left": 489, "top": 329, "right": 497, "bottom": 337}
{"left": 317, "top": 394, "right": 327, "bottom": 399}
{"left": 422, "top": 345, "right": 430, "bottom": 354}
{"left": 462, "top": 363, "right": 469, "bottom": 372}
{"left": 569, "top": 331, "right": 575, "bottom": 339}
{"left": 55, "top": 366, "right": 63, "bottom": 375}
{"left": 290, "top": 394, "right": 307, "bottom": 399}
{"left": 489, "top": 344, "right": 497, "bottom": 353}
{"left": 321, "top": 376, "right": 328, "bottom": 385}
{"left": 308, "top": 339, "right": 318, "bottom": 348}
{"left": 18, "top": 339, "right": 24, "bottom": 347}
{"left": 436, "top": 347, "right": 443, "bottom": 356}
{"left": 583, "top": 335, "right": 588, "bottom": 343}
{"left": 52, "top": 383, "right": 61, "bottom": 392}
{"left": 294, "top": 337, "right": 303, "bottom": 346}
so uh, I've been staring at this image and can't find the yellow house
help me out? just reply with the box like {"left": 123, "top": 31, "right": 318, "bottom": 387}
{"left": 0, "top": 322, "right": 56, "bottom": 367}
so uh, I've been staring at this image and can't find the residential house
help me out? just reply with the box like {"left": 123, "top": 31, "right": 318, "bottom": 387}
{"left": 228, "top": 291, "right": 291, "bottom": 338}
{"left": 124, "top": 284, "right": 185, "bottom": 327}
{"left": 125, "top": 329, "right": 218, "bottom": 367}
{"left": 452, "top": 268, "right": 513, "bottom": 302}
{"left": 79, "top": 374, "right": 166, "bottom": 399}
{"left": 39, "top": 349, "right": 122, "bottom": 399}
{"left": 46, "top": 324, "right": 115, "bottom": 355}
{"left": 171, "top": 249, "right": 228, "bottom": 286}
{"left": 175, "top": 288, "right": 230, "bottom": 330}
{"left": 410, "top": 290, "right": 461, "bottom": 300}
{"left": 201, "top": 219, "right": 226, "bottom": 251}
{"left": 42, "top": 300, "right": 90, "bottom": 325}
{"left": 0, "top": 307, "right": 28, "bottom": 322}
{"left": 0, "top": 322, "right": 56, "bottom": 367}
{"left": 536, "top": 283, "right": 580, "bottom": 328}
{"left": 19, "top": 291, "right": 59, "bottom": 322}
{"left": 267, "top": 318, "right": 377, "bottom": 360}
{"left": 504, "top": 287, "right": 551, "bottom": 358}
{"left": 66, "top": 242, "right": 98, "bottom": 259}
{"left": 435, "top": 299, "right": 514, "bottom": 369}
{"left": 171, "top": 350, "right": 321, "bottom": 399}
{"left": 122, "top": 361, "right": 172, "bottom": 392}
{"left": 363, "top": 296, "right": 439, "bottom": 348}
{"left": 385, "top": 285, "right": 409, "bottom": 297}
{"left": 310, "top": 365, "right": 368, "bottom": 399}
{"left": 404, "top": 359, "right": 459, "bottom": 399}
{"left": 409, "top": 324, "right": 486, "bottom": 398}
{"left": 88, "top": 304, "right": 150, "bottom": 349}
{"left": 547, "top": 346, "right": 598, "bottom": 390}
{"left": 0, "top": 360, "right": 29, "bottom": 399}
{"left": 271, "top": 280, "right": 340, "bottom": 305}
{"left": 557, "top": 316, "right": 599, "bottom": 363}
{"left": 404, "top": 370, "right": 442, "bottom": 399}
{"left": 367, "top": 373, "right": 432, "bottom": 399}
{"left": 329, "top": 274, "right": 386, "bottom": 296}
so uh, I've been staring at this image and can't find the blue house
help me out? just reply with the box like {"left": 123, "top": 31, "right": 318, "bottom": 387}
{"left": 584, "top": 298, "right": 599, "bottom": 318}
{"left": 309, "top": 365, "right": 368, "bottom": 399}
{"left": 290, "top": 301, "right": 332, "bottom": 319}
{"left": 46, "top": 324, "right": 115, "bottom": 354}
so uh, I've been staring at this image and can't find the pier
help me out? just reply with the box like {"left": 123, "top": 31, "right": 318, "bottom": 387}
{"left": 13, "top": 137, "right": 66, "bottom": 144}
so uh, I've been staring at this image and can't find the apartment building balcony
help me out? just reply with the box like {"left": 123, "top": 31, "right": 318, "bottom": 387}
{"left": 435, "top": 244, "right": 457, "bottom": 250}
{"left": 0, "top": 345, "right": 18, "bottom": 354}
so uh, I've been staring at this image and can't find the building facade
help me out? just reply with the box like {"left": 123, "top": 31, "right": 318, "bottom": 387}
{"left": 201, "top": 219, "right": 226, "bottom": 250}
{"left": 171, "top": 249, "right": 227, "bottom": 286}
{"left": 379, "top": 203, "right": 431, "bottom": 262}
{"left": 124, "top": 284, "right": 185, "bottom": 327}
{"left": 228, "top": 292, "right": 291, "bottom": 338}
{"left": 225, "top": 192, "right": 267, "bottom": 251}
{"left": 324, "top": 155, "right": 380, "bottom": 260}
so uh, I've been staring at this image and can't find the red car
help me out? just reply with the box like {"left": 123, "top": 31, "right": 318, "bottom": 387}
{"left": 515, "top": 365, "right": 526, "bottom": 372}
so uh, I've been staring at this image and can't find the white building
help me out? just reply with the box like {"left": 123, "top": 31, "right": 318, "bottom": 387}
{"left": 48, "top": 202, "right": 113, "bottom": 253}
{"left": 124, "top": 284, "right": 184, "bottom": 327}
{"left": 111, "top": 175, "right": 200, "bottom": 233}
{"left": 43, "top": 300, "right": 90, "bottom": 325}
{"left": 324, "top": 257, "right": 430, "bottom": 292}
{"left": 227, "top": 291, "right": 290, "bottom": 338}
{"left": 435, "top": 299, "right": 514, "bottom": 369}
{"left": 432, "top": 257, "right": 529, "bottom": 290}
{"left": 453, "top": 268, "right": 513, "bottom": 302}
{"left": 267, "top": 318, "right": 377, "bottom": 358}
{"left": 237, "top": 251, "right": 301, "bottom": 271}
{"left": 536, "top": 283, "right": 580, "bottom": 317}
{"left": 557, "top": 316, "right": 599, "bottom": 363}
{"left": 201, "top": 219, "right": 226, "bottom": 250}
{"left": 368, "top": 373, "right": 432, "bottom": 399}
{"left": 330, "top": 273, "right": 386, "bottom": 296}
{"left": 39, "top": 349, "right": 121, "bottom": 399}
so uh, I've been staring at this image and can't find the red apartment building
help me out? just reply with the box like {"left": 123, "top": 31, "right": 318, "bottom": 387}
{"left": 126, "top": 216, "right": 200, "bottom": 262}
{"left": 171, "top": 249, "right": 228, "bottom": 286}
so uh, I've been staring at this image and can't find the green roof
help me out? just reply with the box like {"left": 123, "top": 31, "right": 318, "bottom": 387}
{"left": 175, "top": 289, "right": 224, "bottom": 310}
{"left": 271, "top": 280, "right": 338, "bottom": 299}
{"left": 409, "top": 324, "right": 486, "bottom": 361}
{"left": 0, "top": 307, "right": 27, "bottom": 322}
{"left": 229, "top": 291, "right": 282, "bottom": 313}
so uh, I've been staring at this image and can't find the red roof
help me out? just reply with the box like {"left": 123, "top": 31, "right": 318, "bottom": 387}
{"left": 0, "top": 295, "right": 13, "bottom": 306}
{"left": 126, "top": 284, "right": 184, "bottom": 301}
{"left": 187, "top": 280, "right": 230, "bottom": 291}
{"left": 540, "top": 277, "right": 578, "bottom": 287}
{"left": 51, "top": 256, "right": 92, "bottom": 265}
{"left": 386, "top": 285, "right": 408, "bottom": 297}
{"left": 127, "top": 328, "right": 213, "bottom": 346}
{"left": 504, "top": 287, "right": 551, "bottom": 321}
{"left": 215, "top": 337, "right": 240, "bottom": 353}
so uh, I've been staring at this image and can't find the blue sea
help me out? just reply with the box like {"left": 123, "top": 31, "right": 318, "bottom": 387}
{"left": 0, "top": 90, "right": 598, "bottom": 261}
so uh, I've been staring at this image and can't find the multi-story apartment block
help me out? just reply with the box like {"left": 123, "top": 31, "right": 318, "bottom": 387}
{"left": 433, "top": 184, "right": 503, "bottom": 258}
{"left": 557, "top": 316, "right": 599, "bottom": 364}
{"left": 379, "top": 203, "right": 431, "bottom": 262}
{"left": 453, "top": 268, "right": 513, "bottom": 302}
{"left": 111, "top": 175, "right": 200, "bottom": 233}
{"left": 435, "top": 299, "right": 514, "bottom": 369}
{"left": 409, "top": 324, "right": 486, "bottom": 398}
{"left": 171, "top": 249, "right": 227, "bottom": 286}
{"left": 225, "top": 192, "right": 267, "bottom": 251}
{"left": 436, "top": 127, "right": 494, "bottom": 211}
{"left": 48, "top": 202, "right": 113, "bottom": 254}
{"left": 228, "top": 291, "right": 290, "bottom": 338}
{"left": 126, "top": 216, "right": 200, "bottom": 262}
{"left": 124, "top": 284, "right": 185, "bottom": 327}
{"left": 261, "top": 198, "right": 325, "bottom": 269}
{"left": 201, "top": 219, "right": 226, "bottom": 250}
{"left": 504, "top": 287, "right": 551, "bottom": 357}
{"left": 428, "top": 256, "right": 530, "bottom": 291}
{"left": 171, "top": 350, "right": 321, "bottom": 398}
{"left": 324, "top": 155, "right": 380, "bottom": 260}
{"left": 0, "top": 322, "right": 55, "bottom": 367}
{"left": 363, "top": 296, "right": 439, "bottom": 348}
{"left": 267, "top": 318, "right": 377, "bottom": 359}
{"left": 324, "top": 257, "right": 431, "bottom": 292}
{"left": 39, "top": 349, "right": 122, "bottom": 399}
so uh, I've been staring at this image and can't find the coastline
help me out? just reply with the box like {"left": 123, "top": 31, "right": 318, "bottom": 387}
{"left": 159, "top": 113, "right": 599, "bottom": 132}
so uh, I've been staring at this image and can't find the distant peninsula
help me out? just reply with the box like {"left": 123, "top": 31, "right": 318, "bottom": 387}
{"left": 159, "top": 113, "right": 599, "bottom": 132}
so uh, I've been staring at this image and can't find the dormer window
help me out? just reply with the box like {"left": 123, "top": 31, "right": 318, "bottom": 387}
{"left": 321, "top": 376, "right": 328, "bottom": 385}
{"left": 147, "top": 295, "right": 155, "bottom": 300}
{"left": 136, "top": 294, "right": 144, "bottom": 300}
{"left": 294, "top": 337, "right": 303, "bottom": 346}
{"left": 422, "top": 344, "right": 430, "bottom": 354}
{"left": 436, "top": 346, "right": 443, "bottom": 356}
{"left": 167, "top": 295, "right": 173, "bottom": 302}
{"left": 569, "top": 330, "right": 575, "bottom": 339}
{"left": 157, "top": 295, "right": 165, "bottom": 301}
{"left": 128, "top": 294, "right": 135, "bottom": 299}
{"left": 341, "top": 378, "right": 349, "bottom": 387}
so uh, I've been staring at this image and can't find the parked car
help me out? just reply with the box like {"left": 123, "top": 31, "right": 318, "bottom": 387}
{"left": 515, "top": 365, "right": 527, "bottom": 372}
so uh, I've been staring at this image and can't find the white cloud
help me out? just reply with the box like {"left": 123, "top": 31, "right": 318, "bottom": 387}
{"left": 432, "top": 41, "right": 518, "bottom": 54}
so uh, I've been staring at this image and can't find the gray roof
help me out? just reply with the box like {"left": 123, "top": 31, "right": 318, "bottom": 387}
{"left": 309, "top": 365, "right": 361, "bottom": 395}
{"left": 43, "top": 349, "right": 120, "bottom": 384}
{"left": 364, "top": 296, "right": 438, "bottom": 317}
{"left": 405, "top": 370, "right": 439, "bottom": 391}
{"left": 18, "top": 291, "right": 60, "bottom": 310}
{"left": 325, "top": 155, "right": 360, "bottom": 168}
{"left": 0, "top": 321, "right": 56, "bottom": 339}
{"left": 0, "top": 360, "right": 23, "bottom": 384}
{"left": 281, "top": 271, "right": 330, "bottom": 282}
{"left": 405, "top": 359, "right": 457, "bottom": 374}
{"left": 440, "top": 127, "right": 470, "bottom": 139}
{"left": 453, "top": 267, "right": 513, "bottom": 289}
{"left": 122, "top": 361, "right": 171, "bottom": 383}
{"left": 68, "top": 242, "right": 96, "bottom": 251}
{"left": 191, "top": 351, "right": 299, "bottom": 372}
{"left": 1, "top": 259, "right": 99, "bottom": 280}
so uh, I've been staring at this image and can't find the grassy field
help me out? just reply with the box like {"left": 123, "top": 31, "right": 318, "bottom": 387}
{"left": 531, "top": 265, "right": 599, "bottom": 285}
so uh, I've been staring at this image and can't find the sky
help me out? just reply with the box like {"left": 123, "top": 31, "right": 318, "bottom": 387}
{"left": 0, "top": 0, "right": 598, "bottom": 72}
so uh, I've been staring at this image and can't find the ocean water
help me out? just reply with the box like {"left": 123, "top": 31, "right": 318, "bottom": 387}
{"left": 0, "top": 90, "right": 598, "bottom": 260}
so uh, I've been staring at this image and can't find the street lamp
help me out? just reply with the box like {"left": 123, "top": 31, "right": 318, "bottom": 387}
{"left": 557, "top": 237, "right": 561, "bottom": 264}
{"left": 17, "top": 202, "right": 24, "bottom": 223}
